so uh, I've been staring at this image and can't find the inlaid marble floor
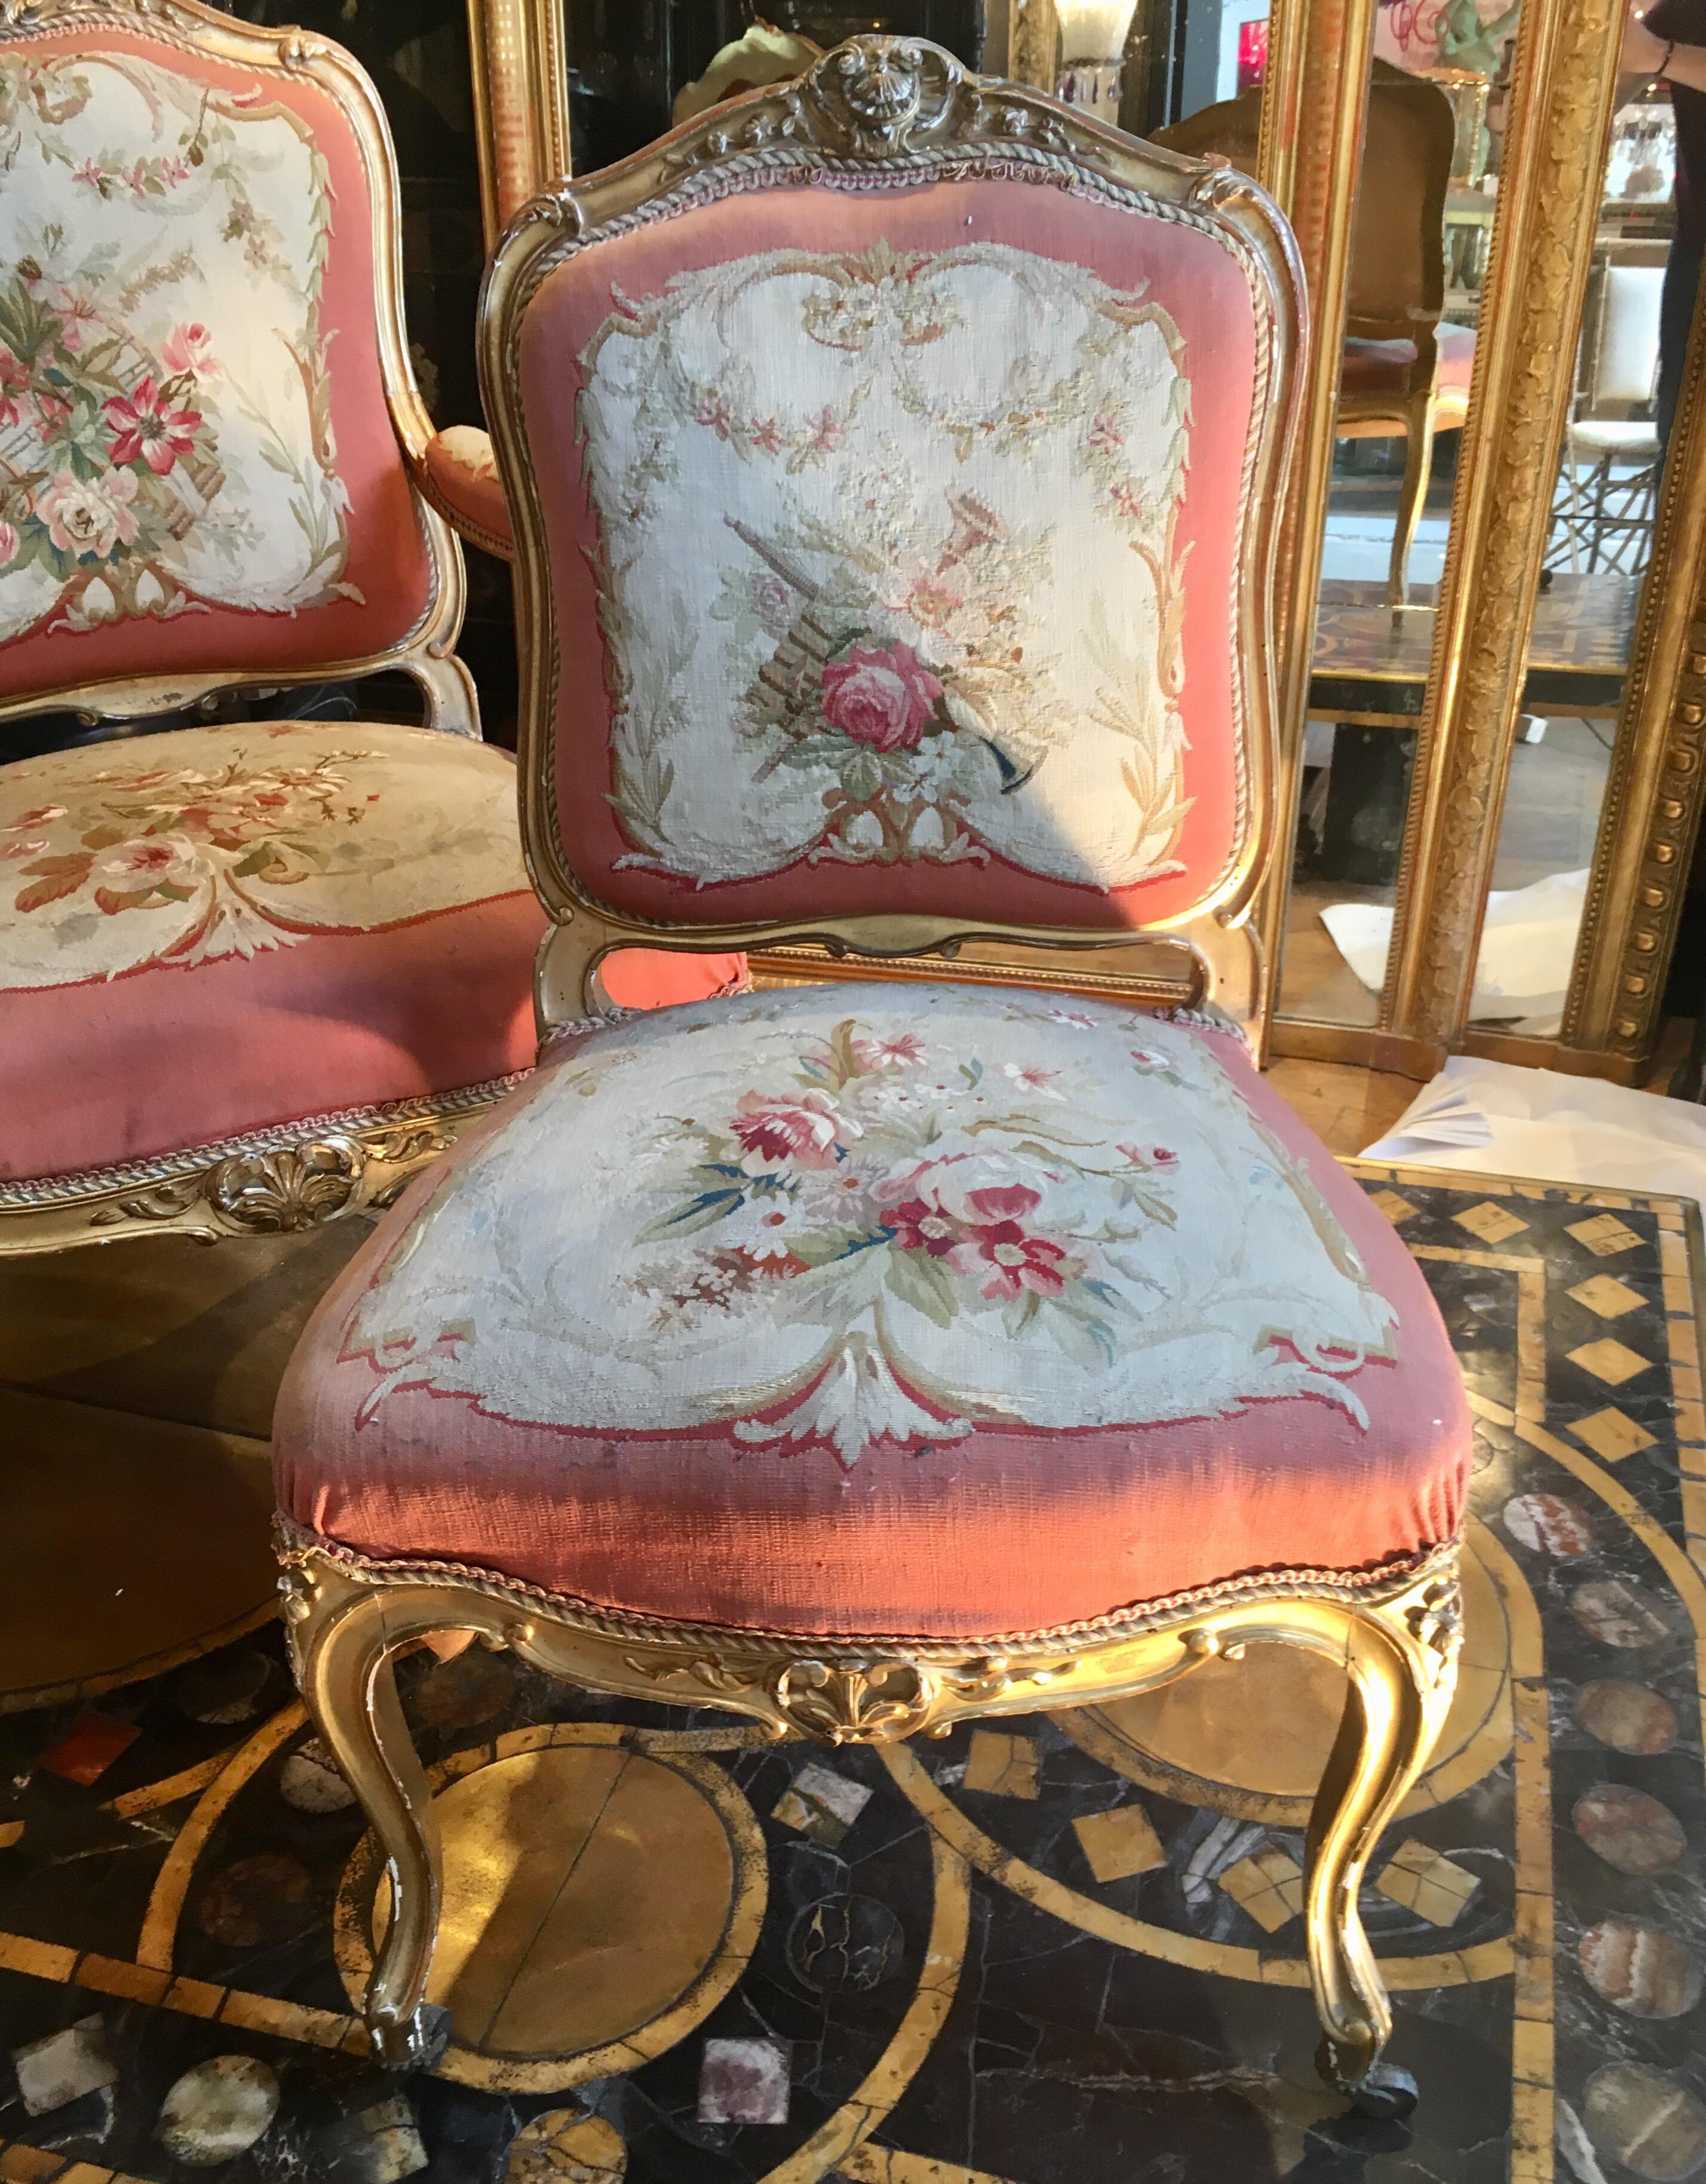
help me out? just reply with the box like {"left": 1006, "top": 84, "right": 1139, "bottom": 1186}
{"left": 1, "top": 1164, "right": 1703, "bottom": 2183}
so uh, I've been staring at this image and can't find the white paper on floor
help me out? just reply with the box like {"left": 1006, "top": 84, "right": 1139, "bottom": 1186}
{"left": 1320, "top": 868, "right": 1590, "bottom": 1035}
{"left": 1361, "top": 1054, "right": 1706, "bottom": 1211}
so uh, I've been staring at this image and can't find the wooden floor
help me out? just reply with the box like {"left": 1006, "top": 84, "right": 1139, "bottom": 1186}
{"left": 1263, "top": 1054, "right": 1418, "bottom": 1156}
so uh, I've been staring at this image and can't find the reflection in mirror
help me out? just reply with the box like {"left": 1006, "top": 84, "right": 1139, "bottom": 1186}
{"left": 560, "top": 4, "right": 990, "bottom": 175}
{"left": 1469, "top": 14, "right": 1689, "bottom": 1035}
{"left": 1277, "top": 4, "right": 1507, "bottom": 1027}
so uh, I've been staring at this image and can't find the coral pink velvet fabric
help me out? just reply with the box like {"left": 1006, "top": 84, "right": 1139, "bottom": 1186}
{"left": 2, "top": 917, "right": 745, "bottom": 1184}
{"left": 523, "top": 173, "right": 1262, "bottom": 935}
{"left": 422, "top": 429, "right": 513, "bottom": 559}
{"left": 0, "top": 27, "right": 434, "bottom": 703}
{"left": 2, "top": 892, "right": 545, "bottom": 1185}
{"left": 274, "top": 1019, "right": 1469, "bottom": 1641}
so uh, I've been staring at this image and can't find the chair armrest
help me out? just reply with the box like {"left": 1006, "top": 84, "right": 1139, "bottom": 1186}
{"left": 412, "top": 425, "right": 514, "bottom": 562}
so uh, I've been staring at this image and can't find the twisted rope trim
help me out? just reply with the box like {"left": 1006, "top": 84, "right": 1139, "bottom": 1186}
{"left": 2, "top": 1072, "right": 530, "bottom": 1208}
{"left": 276, "top": 1515, "right": 1457, "bottom": 1661}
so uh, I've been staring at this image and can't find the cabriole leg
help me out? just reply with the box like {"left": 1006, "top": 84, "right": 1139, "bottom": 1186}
{"left": 1304, "top": 1568, "right": 1462, "bottom": 2118}
{"left": 292, "top": 1579, "right": 443, "bottom": 2068}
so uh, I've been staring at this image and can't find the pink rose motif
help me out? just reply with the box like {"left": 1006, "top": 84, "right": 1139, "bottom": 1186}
{"left": 161, "top": 322, "right": 219, "bottom": 376}
{"left": 0, "top": 520, "right": 17, "bottom": 567}
{"left": 99, "top": 839, "right": 194, "bottom": 890}
{"left": 962, "top": 1184, "right": 1043, "bottom": 1224}
{"left": 730, "top": 1088, "right": 854, "bottom": 1174}
{"left": 820, "top": 643, "right": 943, "bottom": 752}
{"left": 34, "top": 468, "right": 139, "bottom": 559}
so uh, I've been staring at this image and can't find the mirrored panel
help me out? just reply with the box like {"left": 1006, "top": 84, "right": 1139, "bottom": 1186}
{"left": 561, "top": 2, "right": 991, "bottom": 174}
{"left": 1275, "top": 14, "right": 1502, "bottom": 1026}
{"left": 1467, "top": 45, "right": 1682, "bottom": 1038}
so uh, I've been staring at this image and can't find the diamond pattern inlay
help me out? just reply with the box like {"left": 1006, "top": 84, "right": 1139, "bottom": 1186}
{"left": 1376, "top": 1839, "right": 1479, "bottom": 1926}
{"left": 1567, "top": 1275, "right": 1646, "bottom": 1319}
{"left": 1567, "top": 1338, "right": 1653, "bottom": 1388}
{"left": 1218, "top": 1848, "right": 1305, "bottom": 1934}
{"left": 1567, "top": 1213, "right": 1643, "bottom": 1257}
{"left": 1073, "top": 1804, "right": 1167, "bottom": 1884}
{"left": 1570, "top": 1406, "right": 1659, "bottom": 1462}
{"left": 1455, "top": 1201, "right": 1530, "bottom": 1245}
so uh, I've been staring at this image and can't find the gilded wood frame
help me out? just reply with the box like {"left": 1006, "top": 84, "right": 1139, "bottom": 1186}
{"left": 1557, "top": 292, "right": 1706, "bottom": 1072}
{"left": 0, "top": 0, "right": 477, "bottom": 740}
{"left": 282, "top": 1525, "right": 1461, "bottom": 2103}
{"left": 1379, "top": 0, "right": 1627, "bottom": 1065}
{"left": 0, "top": 1082, "right": 523, "bottom": 1259}
{"left": 478, "top": 38, "right": 1303, "bottom": 1039}
{"left": 1265, "top": 0, "right": 1705, "bottom": 1086}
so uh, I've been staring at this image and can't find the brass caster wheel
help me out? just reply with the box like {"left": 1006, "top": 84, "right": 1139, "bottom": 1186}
{"left": 1317, "top": 2038, "right": 1419, "bottom": 2120}
{"left": 368, "top": 2002, "right": 450, "bottom": 2073}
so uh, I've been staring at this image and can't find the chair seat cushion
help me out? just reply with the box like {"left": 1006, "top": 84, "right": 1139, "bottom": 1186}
{"left": 0, "top": 720, "right": 741, "bottom": 1187}
{"left": 275, "top": 983, "right": 1470, "bottom": 1643}
{"left": 1338, "top": 323, "right": 1474, "bottom": 403}
{"left": 1339, "top": 335, "right": 1419, "bottom": 398}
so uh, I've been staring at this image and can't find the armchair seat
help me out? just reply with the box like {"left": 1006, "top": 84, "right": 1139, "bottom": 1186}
{"left": 0, "top": 719, "right": 739, "bottom": 1191}
{"left": 276, "top": 983, "right": 1468, "bottom": 1642}
{"left": 1339, "top": 322, "right": 1475, "bottom": 402}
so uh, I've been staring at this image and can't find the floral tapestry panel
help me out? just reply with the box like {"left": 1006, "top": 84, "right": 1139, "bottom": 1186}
{"left": 0, "top": 719, "right": 527, "bottom": 989}
{"left": 575, "top": 242, "right": 1194, "bottom": 892}
{"left": 337, "top": 986, "right": 1400, "bottom": 1469}
{"left": 0, "top": 44, "right": 358, "bottom": 643}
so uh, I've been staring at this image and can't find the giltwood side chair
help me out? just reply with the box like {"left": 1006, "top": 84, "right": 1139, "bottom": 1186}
{"left": 273, "top": 36, "right": 1471, "bottom": 2121}
{"left": 1157, "top": 60, "right": 1469, "bottom": 605}
{"left": 0, "top": 0, "right": 740, "bottom": 1263}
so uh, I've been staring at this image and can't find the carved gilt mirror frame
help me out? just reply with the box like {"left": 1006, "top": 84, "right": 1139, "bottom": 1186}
{"left": 460, "top": 0, "right": 1695, "bottom": 1081}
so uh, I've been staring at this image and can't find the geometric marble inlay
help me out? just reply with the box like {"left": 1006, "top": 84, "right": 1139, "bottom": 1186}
{"left": 1072, "top": 1803, "right": 1167, "bottom": 1884}
{"left": 1568, "top": 1274, "right": 1647, "bottom": 1318}
{"left": 1567, "top": 1338, "right": 1655, "bottom": 1388}
{"left": 1567, "top": 1212, "right": 1644, "bottom": 1257}
{"left": 1217, "top": 1848, "right": 1305, "bottom": 1933}
{"left": 964, "top": 1732, "right": 1041, "bottom": 1800}
{"left": 1374, "top": 1838, "right": 1480, "bottom": 1925}
{"left": 1, "top": 1157, "right": 1704, "bottom": 2184}
{"left": 1455, "top": 1200, "right": 1531, "bottom": 1244}
{"left": 1571, "top": 1406, "right": 1659, "bottom": 1462}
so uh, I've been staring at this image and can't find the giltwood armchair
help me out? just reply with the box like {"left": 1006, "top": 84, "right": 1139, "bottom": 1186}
{"left": 0, "top": 0, "right": 738, "bottom": 1261}
{"left": 274, "top": 36, "right": 1471, "bottom": 2122}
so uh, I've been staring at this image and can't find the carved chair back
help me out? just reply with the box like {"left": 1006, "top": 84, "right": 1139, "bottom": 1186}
{"left": 0, "top": 0, "right": 466, "bottom": 728}
{"left": 479, "top": 38, "right": 1303, "bottom": 1027}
